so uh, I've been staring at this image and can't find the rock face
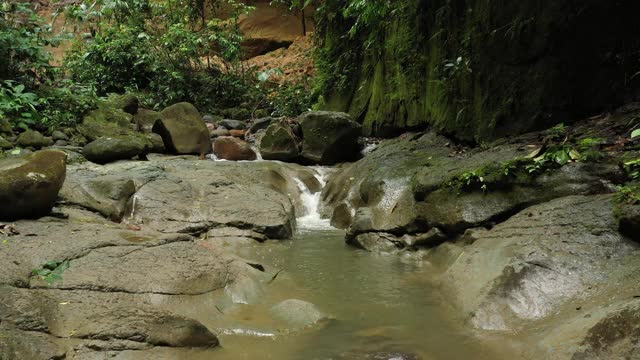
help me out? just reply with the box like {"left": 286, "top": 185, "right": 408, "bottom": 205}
{"left": 16, "top": 130, "right": 53, "bottom": 149}
{"left": 213, "top": 136, "right": 257, "bottom": 161}
{"left": 260, "top": 121, "right": 300, "bottom": 161}
{"left": 299, "top": 111, "right": 362, "bottom": 165}
{"left": 0, "top": 150, "right": 66, "bottom": 220}
{"left": 317, "top": 1, "right": 640, "bottom": 140}
{"left": 153, "top": 102, "right": 211, "bottom": 155}
{"left": 83, "top": 135, "right": 151, "bottom": 164}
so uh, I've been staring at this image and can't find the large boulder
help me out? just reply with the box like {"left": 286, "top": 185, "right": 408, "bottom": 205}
{"left": 213, "top": 136, "right": 257, "bottom": 161}
{"left": 83, "top": 135, "right": 151, "bottom": 164}
{"left": 153, "top": 102, "right": 211, "bottom": 155}
{"left": 260, "top": 121, "right": 300, "bottom": 161}
{"left": 299, "top": 111, "right": 362, "bottom": 165}
{"left": 16, "top": 130, "right": 53, "bottom": 149}
{"left": 0, "top": 150, "right": 66, "bottom": 220}
{"left": 77, "top": 107, "right": 134, "bottom": 142}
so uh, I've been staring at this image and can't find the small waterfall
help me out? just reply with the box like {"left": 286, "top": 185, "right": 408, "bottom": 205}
{"left": 293, "top": 167, "right": 334, "bottom": 231}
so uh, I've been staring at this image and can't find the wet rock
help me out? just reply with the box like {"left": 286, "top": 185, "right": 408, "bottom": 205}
{"left": 153, "top": 102, "right": 211, "bottom": 155}
{"left": 336, "top": 350, "right": 421, "bottom": 360}
{"left": 249, "top": 117, "right": 275, "bottom": 133}
{"left": 260, "top": 121, "right": 300, "bottom": 162}
{"left": 83, "top": 135, "right": 151, "bottom": 164}
{"left": 299, "top": 111, "right": 362, "bottom": 165}
{"left": 134, "top": 108, "right": 162, "bottom": 133}
{"left": 401, "top": 227, "right": 447, "bottom": 248}
{"left": 348, "top": 232, "right": 403, "bottom": 253}
{"left": 439, "top": 195, "right": 639, "bottom": 331}
{"left": 16, "top": 130, "right": 53, "bottom": 149}
{"left": 0, "top": 149, "right": 66, "bottom": 220}
{"left": 206, "top": 227, "right": 268, "bottom": 242}
{"left": 218, "top": 119, "right": 247, "bottom": 130}
{"left": 213, "top": 136, "right": 257, "bottom": 161}
{"left": 270, "top": 299, "right": 329, "bottom": 330}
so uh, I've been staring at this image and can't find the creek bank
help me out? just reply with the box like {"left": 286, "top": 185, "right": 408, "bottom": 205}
{"left": 321, "top": 105, "right": 640, "bottom": 359}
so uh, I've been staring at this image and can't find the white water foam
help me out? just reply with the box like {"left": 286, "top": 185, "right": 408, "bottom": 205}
{"left": 293, "top": 167, "right": 334, "bottom": 231}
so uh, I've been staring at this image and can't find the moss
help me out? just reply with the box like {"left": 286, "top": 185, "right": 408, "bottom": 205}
{"left": 316, "top": 0, "right": 640, "bottom": 141}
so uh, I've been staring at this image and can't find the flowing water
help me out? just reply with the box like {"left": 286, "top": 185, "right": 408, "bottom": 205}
{"left": 163, "top": 167, "right": 509, "bottom": 359}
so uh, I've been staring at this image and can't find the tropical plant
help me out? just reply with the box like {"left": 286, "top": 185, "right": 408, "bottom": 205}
{"left": 32, "top": 260, "right": 70, "bottom": 285}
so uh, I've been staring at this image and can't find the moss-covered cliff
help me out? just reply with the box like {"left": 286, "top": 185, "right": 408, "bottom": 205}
{"left": 315, "top": 0, "right": 640, "bottom": 141}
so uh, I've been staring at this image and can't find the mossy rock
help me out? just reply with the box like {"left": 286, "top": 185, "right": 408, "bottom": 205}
{"left": 83, "top": 136, "right": 152, "bottom": 164}
{"left": 299, "top": 111, "right": 362, "bottom": 165}
{"left": 0, "top": 136, "right": 13, "bottom": 150}
{"left": 260, "top": 121, "right": 300, "bottom": 162}
{"left": 16, "top": 130, "right": 53, "bottom": 149}
{"left": 134, "top": 109, "right": 162, "bottom": 133}
{"left": 0, "top": 119, "right": 12, "bottom": 135}
{"left": 0, "top": 149, "right": 67, "bottom": 220}
{"left": 105, "top": 93, "right": 139, "bottom": 115}
{"left": 222, "top": 107, "right": 251, "bottom": 120}
{"left": 78, "top": 107, "right": 135, "bottom": 142}
{"left": 153, "top": 102, "right": 211, "bottom": 155}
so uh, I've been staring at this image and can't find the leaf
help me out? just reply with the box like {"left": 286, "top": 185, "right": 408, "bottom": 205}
{"left": 554, "top": 150, "right": 570, "bottom": 165}
{"left": 632, "top": 129, "right": 640, "bottom": 139}
{"left": 526, "top": 148, "right": 542, "bottom": 159}
{"left": 569, "top": 149, "right": 582, "bottom": 161}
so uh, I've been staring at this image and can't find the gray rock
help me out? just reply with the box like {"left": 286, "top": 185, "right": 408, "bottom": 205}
{"left": 0, "top": 149, "right": 66, "bottom": 220}
{"left": 83, "top": 135, "right": 151, "bottom": 164}
{"left": 53, "top": 139, "right": 68, "bottom": 147}
{"left": 211, "top": 128, "right": 231, "bottom": 138}
{"left": 299, "top": 111, "right": 362, "bottom": 165}
{"left": 260, "top": 121, "right": 300, "bottom": 162}
{"left": 153, "top": 102, "right": 211, "bottom": 155}
{"left": 348, "top": 232, "right": 403, "bottom": 253}
{"left": 217, "top": 119, "right": 247, "bottom": 130}
{"left": 134, "top": 108, "right": 162, "bottom": 133}
{"left": 249, "top": 117, "right": 275, "bottom": 133}
{"left": 51, "top": 130, "right": 69, "bottom": 141}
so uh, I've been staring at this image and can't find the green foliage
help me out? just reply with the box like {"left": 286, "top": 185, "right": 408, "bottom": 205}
{"left": 63, "top": 0, "right": 255, "bottom": 110}
{"left": 31, "top": 260, "right": 70, "bottom": 285}
{"left": 616, "top": 185, "right": 640, "bottom": 205}
{"left": 624, "top": 158, "right": 640, "bottom": 180}
{"left": 0, "top": 81, "right": 44, "bottom": 130}
{"left": 447, "top": 170, "right": 488, "bottom": 193}
{"left": 632, "top": 129, "right": 640, "bottom": 139}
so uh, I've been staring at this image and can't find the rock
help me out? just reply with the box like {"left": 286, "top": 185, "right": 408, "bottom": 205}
{"left": 0, "top": 149, "right": 66, "bottom": 220}
{"left": 0, "top": 118, "right": 12, "bottom": 135}
{"left": 51, "top": 130, "right": 68, "bottom": 141}
{"left": 213, "top": 136, "right": 257, "bottom": 161}
{"left": 16, "top": 130, "right": 53, "bottom": 149}
{"left": 253, "top": 109, "right": 269, "bottom": 118}
{"left": 615, "top": 202, "right": 640, "bottom": 242}
{"left": 221, "top": 107, "right": 251, "bottom": 120}
{"left": 299, "top": 111, "right": 362, "bottom": 165}
{"left": 217, "top": 119, "right": 247, "bottom": 130}
{"left": 78, "top": 107, "right": 134, "bottom": 142}
{"left": 83, "top": 136, "right": 151, "bottom": 164}
{"left": 145, "top": 132, "right": 165, "bottom": 153}
{"left": 270, "top": 299, "right": 329, "bottom": 330}
{"left": 5, "top": 148, "right": 32, "bottom": 157}
{"left": 106, "top": 93, "right": 139, "bottom": 115}
{"left": 401, "top": 227, "right": 447, "bottom": 248}
{"left": 203, "top": 114, "right": 215, "bottom": 123}
{"left": 348, "top": 232, "right": 403, "bottom": 253}
{"left": 0, "top": 136, "right": 12, "bottom": 149}
{"left": 135, "top": 108, "right": 162, "bottom": 133}
{"left": 249, "top": 117, "right": 275, "bottom": 133}
{"left": 153, "top": 102, "right": 211, "bottom": 155}
{"left": 440, "top": 195, "right": 638, "bottom": 331}
{"left": 229, "top": 129, "right": 245, "bottom": 138}
{"left": 53, "top": 140, "right": 67, "bottom": 147}
{"left": 260, "top": 121, "right": 300, "bottom": 162}
{"left": 211, "top": 128, "right": 231, "bottom": 138}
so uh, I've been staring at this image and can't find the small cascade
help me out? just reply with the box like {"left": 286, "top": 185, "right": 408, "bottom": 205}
{"left": 293, "top": 167, "right": 334, "bottom": 231}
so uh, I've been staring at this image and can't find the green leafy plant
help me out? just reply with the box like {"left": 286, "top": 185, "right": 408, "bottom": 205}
{"left": 31, "top": 260, "right": 70, "bottom": 285}
{"left": 616, "top": 185, "right": 640, "bottom": 205}
{"left": 624, "top": 158, "right": 640, "bottom": 180}
{"left": 447, "top": 170, "right": 488, "bottom": 193}
{"left": 0, "top": 81, "right": 44, "bottom": 130}
{"left": 632, "top": 129, "right": 640, "bottom": 139}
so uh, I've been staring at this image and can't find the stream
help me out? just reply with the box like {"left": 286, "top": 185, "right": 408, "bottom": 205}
{"left": 189, "top": 166, "right": 508, "bottom": 359}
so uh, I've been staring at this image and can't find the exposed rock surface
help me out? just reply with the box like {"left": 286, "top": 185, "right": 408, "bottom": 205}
{"left": 260, "top": 121, "right": 300, "bottom": 161}
{"left": 0, "top": 149, "right": 67, "bottom": 220}
{"left": 213, "top": 136, "right": 257, "bottom": 161}
{"left": 153, "top": 102, "right": 211, "bottom": 155}
{"left": 83, "top": 135, "right": 151, "bottom": 164}
{"left": 16, "top": 129, "right": 53, "bottom": 149}
{"left": 299, "top": 111, "right": 362, "bottom": 165}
